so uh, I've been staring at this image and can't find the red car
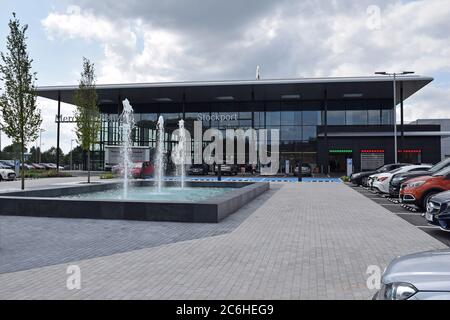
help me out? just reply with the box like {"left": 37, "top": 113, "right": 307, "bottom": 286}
{"left": 400, "top": 166, "right": 450, "bottom": 210}
{"left": 113, "top": 161, "right": 154, "bottom": 179}
{"left": 131, "top": 161, "right": 154, "bottom": 179}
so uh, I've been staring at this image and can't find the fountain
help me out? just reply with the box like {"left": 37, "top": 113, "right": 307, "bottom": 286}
{"left": 155, "top": 116, "right": 165, "bottom": 192}
{"left": 173, "top": 119, "right": 187, "bottom": 189}
{"left": 120, "top": 99, "right": 135, "bottom": 198}
{"left": 1, "top": 109, "right": 269, "bottom": 223}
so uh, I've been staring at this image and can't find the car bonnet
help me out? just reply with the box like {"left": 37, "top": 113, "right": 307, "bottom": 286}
{"left": 383, "top": 250, "right": 450, "bottom": 291}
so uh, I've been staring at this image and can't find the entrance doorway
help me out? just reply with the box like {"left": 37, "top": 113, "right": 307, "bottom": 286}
{"left": 399, "top": 150, "right": 422, "bottom": 164}
{"left": 329, "top": 150, "right": 353, "bottom": 175}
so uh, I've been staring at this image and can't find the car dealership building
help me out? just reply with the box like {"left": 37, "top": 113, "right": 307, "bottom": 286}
{"left": 36, "top": 75, "right": 444, "bottom": 175}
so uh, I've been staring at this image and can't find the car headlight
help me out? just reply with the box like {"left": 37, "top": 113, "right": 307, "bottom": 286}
{"left": 378, "top": 282, "right": 417, "bottom": 300}
{"left": 406, "top": 181, "right": 426, "bottom": 188}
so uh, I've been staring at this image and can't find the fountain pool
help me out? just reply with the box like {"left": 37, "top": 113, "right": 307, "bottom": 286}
{"left": 0, "top": 181, "right": 270, "bottom": 223}
{"left": 62, "top": 186, "right": 232, "bottom": 202}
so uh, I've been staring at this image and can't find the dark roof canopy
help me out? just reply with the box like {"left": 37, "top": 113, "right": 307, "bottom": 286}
{"left": 36, "top": 76, "right": 433, "bottom": 106}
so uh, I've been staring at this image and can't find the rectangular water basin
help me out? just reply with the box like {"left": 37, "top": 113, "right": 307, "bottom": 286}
{"left": 0, "top": 181, "right": 269, "bottom": 223}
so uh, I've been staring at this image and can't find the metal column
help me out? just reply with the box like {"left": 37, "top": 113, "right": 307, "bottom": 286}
{"left": 56, "top": 91, "right": 61, "bottom": 172}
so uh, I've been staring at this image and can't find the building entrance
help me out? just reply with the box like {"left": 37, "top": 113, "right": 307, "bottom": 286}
{"left": 328, "top": 149, "right": 353, "bottom": 174}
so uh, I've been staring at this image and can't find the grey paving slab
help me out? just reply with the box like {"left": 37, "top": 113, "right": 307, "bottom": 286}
{"left": 0, "top": 182, "right": 446, "bottom": 300}
{"left": 0, "top": 186, "right": 274, "bottom": 274}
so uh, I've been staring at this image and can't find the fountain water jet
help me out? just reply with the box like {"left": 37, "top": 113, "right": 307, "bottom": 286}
{"left": 120, "top": 99, "right": 135, "bottom": 198}
{"left": 155, "top": 116, "right": 165, "bottom": 192}
{"left": 173, "top": 119, "right": 187, "bottom": 189}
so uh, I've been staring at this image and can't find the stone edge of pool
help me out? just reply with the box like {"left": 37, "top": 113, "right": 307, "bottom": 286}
{"left": 0, "top": 181, "right": 270, "bottom": 223}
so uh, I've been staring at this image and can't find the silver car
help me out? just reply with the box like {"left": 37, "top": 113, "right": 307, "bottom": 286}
{"left": 374, "top": 250, "right": 450, "bottom": 300}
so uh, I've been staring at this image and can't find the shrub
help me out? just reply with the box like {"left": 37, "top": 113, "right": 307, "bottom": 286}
{"left": 100, "top": 173, "right": 115, "bottom": 180}
{"left": 22, "top": 169, "right": 72, "bottom": 179}
{"left": 340, "top": 176, "right": 350, "bottom": 182}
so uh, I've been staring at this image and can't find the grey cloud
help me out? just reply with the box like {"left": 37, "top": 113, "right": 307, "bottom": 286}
{"left": 46, "top": 1, "right": 450, "bottom": 121}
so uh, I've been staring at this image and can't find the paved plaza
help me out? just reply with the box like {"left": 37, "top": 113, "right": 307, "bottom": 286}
{"left": 0, "top": 178, "right": 446, "bottom": 299}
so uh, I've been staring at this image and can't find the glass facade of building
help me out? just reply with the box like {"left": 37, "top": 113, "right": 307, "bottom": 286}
{"left": 95, "top": 99, "right": 394, "bottom": 174}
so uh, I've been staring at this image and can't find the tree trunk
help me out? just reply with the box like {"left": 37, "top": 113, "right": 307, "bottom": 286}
{"left": 21, "top": 140, "right": 25, "bottom": 190}
{"left": 87, "top": 149, "right": 91, "bottom": 184}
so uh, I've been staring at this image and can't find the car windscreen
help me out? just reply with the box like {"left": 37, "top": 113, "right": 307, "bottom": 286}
{"left": 430, "top": 158, "right": 450, "bottom": 173}
{"left": 376, "top": 165, "right": 390, "bottom": 172}
{"left": 389, "top": 168, "right": 403, "bottom": 174}
{"left": 432, "top": 166, "right": 450, "bottom": 177}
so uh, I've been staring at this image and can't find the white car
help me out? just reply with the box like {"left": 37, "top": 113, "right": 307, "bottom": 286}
{"left": 371, "top": 164, "right": 432, "bottom": 194}
{"left": 0, "top": 167, "right": 16, "bottom": 181}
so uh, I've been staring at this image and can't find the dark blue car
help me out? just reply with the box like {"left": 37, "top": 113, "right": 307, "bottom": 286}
{"left": 425, "top": 191, "right": 450, "bottom": 231}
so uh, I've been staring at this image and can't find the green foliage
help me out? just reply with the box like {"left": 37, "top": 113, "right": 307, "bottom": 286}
{"left": 23, "top": 169, "right": 72, "bottom": 179}
{"left": 74, "top": 57, "right": 99, "bottom": 183}
{"left": 1, "top": 143, "right": 27, "bottom": 160}
{"left": 100, "top": 172, "right": 115, "bottom": 180}
{"left": 340, "top": 176, "right": 350, "bottom": 182}
{"left": 0, "top": 13, "right": 42, "bottom": 189}
{"left": 63, "top": 145, "right": 84, "bottom": 167}
{"left": 40, "top": 146, "right": 65, "bottom": 164}
{"left": 74, "top": 57, "right": 100, "bottom": 152}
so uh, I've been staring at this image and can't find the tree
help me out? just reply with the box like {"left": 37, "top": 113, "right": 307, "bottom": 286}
{"left": 41, "top": 146, "right": 64, "bottom": 164}
{"left": 74, "top": 57, "right": 100, "bottom": 183}
{"left": 0, "top": 13, "right": 42, "bottom": 190}
{"left": 63, "top": 145, "right": 83, "bottom": 169}
{"left": 2, "top": 142, "right": 27, "bottom": 159}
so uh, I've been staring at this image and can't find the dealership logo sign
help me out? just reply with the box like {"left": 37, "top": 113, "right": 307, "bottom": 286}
{"left": 197, "top": 113, "right": 238, "bottom": 122}
{"left": 55, "top": 114, "right": 119, "bottom": 123}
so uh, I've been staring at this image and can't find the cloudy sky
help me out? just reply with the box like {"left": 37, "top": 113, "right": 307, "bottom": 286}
{"left": 0, "top": 0, "right": 450, "bottom": 153}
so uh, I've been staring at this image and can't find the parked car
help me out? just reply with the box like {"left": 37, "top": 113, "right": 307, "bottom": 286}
{"left": 400, "top": 166, "right": 450, "bottom": 210}
{"left": 390, "top": 158, "right": 450, "bottom": 198}
{"left": 40, "top": 163, "right": 57, "bottom": 170}
{"left": 425, "top": 191, "right": 450, "bottom": 231}
{"left": 0, "top": 167, "right": 16, "bottom": 181}
{"left": 32, "top": 163, "right": 46, "bottom": 170}
{"left": 294, "top": 163, "right": 312, "bottom": 177}
{"left": 111, "top": 164, "right": 121, "bottom": 175}
{"left": 350, "top": 163, "right": 410, "bottom": 186}
{"left": 130, "top": 161, "right": 154, "bottom": 179}
{"left": 370, "top": 164, "right": 432, "bottom": 194}
{"left": 214, "top": 164, "right": 238, "bottom": 176}
{"left": 22, "top": 163, "right": 34, "bottom": 170}
{"left": 0, "top": 160, "right": 14, "bottom": 169}
{"left": 373, "top": 250, "right": 450, "bottom": 300}
{"left": 188, "top": 164, "right": 210, "bottom": 176}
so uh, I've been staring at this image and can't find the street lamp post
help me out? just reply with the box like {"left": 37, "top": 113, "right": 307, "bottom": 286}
{"left": 70, "top": 139, "right": 76, "bottom": 171}
{"left": 374, "top": 71, "right": 415, "bottom": 163}
{"left": 39, "top": 129, "right": 45, "bottom": 163}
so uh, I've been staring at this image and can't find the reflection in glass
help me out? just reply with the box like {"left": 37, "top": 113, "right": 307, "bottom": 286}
{"left": 382, "top": 109, "right": 394, "bottom": 125}
{"left": 302, "top": 126, "right": 317, "bottom": 141}
{"left": 280, "top": 126, "right": 302, "bottom": 140}
{"left": 368, "top": 110, "right": 381, "bottom": 125}
{"left": 327, "top": 111, "right": 346, "bottom": 125}
{"left": 281, "top": 111, "right": 302, "bottom": 126}
{"left": 303, "top": 111, "right": 321, "bottom": 125}
{"left": 266, "top": 112, "right": 281, "bottom": 126}
{"left": 346, "top": 110, "right": 368, "bottom": 125}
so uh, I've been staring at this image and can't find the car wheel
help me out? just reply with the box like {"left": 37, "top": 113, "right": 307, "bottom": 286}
{"left": 420, "top": 191, "right": 439, "bottom": 211}
{"left": 362, "top": 177, "right": 368, "bottom": 187}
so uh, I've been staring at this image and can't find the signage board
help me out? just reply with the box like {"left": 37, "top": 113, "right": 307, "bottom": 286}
{"left": 105, "top": 146, "right": 152, "bottom": 166}
{"left": 346, "top": 158, "right": 353, "bottom": 177}
{"left": 361, "top": 151, "right": 385, "bottom": 170}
